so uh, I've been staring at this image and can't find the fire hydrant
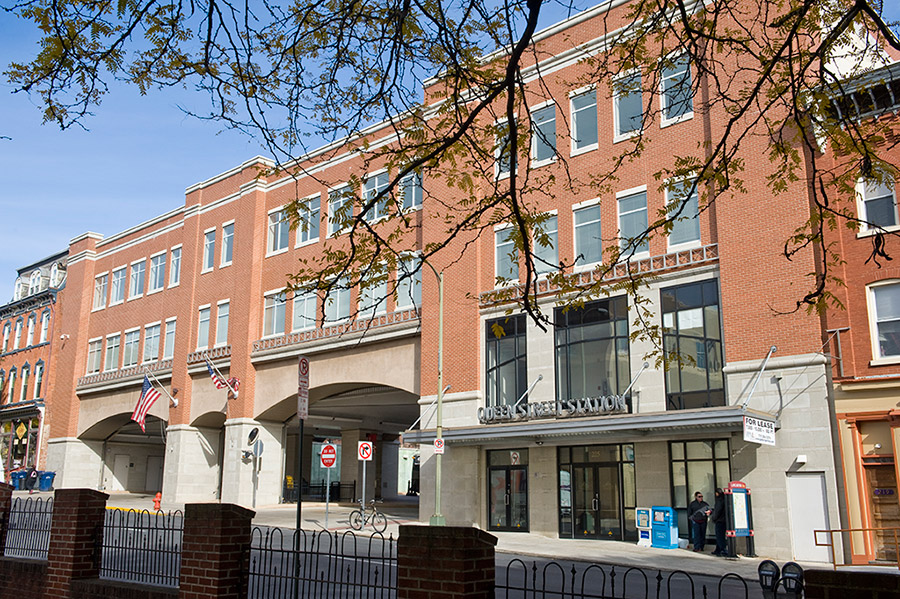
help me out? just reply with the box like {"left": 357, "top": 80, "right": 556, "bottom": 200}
{"left": 153, "top": 492, "right": 162, "bottom": 511}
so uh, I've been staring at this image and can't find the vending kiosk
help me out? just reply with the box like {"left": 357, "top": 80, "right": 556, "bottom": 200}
{"left": 650, "top": 506, "right": 678, "bottom": 549}
{"left": 635, "top": 507, "right": 652, "bottom": 547}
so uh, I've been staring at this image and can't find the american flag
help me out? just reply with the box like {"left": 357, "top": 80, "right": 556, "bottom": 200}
{"left": 207, "top": 359, "right": 227, "bottom": 389}
{"left": 131, "top": 375, "right": 161, "bottom": 433}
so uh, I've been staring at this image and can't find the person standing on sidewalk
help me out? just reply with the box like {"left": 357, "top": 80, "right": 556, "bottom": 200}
{"left": 711, "top": 488, "right": 727, "bottom": 556}
{"left": 688, "top": 491, "right": 711, "bottom": 552}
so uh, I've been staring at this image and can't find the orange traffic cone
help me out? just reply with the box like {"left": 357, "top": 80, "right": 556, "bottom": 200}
{"left": 153, "top": 492, "right": 162, "bottom": 511}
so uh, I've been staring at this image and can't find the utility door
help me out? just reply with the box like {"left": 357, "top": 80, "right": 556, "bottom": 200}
{"left": 111, "top": 454, "right": 130, "bottom": 491}
{"left": 786, "top": 472, "right": 832, "bottom": 562}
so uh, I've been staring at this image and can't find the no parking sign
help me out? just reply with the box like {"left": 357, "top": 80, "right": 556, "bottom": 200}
{"left": 434, "top": 439, "right": 445, "bottom": 454}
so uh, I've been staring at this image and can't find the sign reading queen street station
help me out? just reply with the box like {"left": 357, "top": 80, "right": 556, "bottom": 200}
{"left": 477, "top": 395, "right": 629, "bottom": 424}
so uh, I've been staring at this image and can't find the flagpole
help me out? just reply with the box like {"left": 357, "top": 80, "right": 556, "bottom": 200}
{"left": 205, "top": 356, "right": 239, "bottom": 398}
{"left": 144, "top": 367, "right": 178, "bottom": 407}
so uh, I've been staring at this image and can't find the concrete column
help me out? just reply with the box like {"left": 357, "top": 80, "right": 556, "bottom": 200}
{"left": 397, "top": 525, "right": 496, "bottom": 599}
{"left": 179, "top": 503, "right": 254, "bottom": 599}
{"left": 163, "top": 424, "right": 223, "bottom": 504}
{"left": 45, "top": 488, "right": 109, "bottom": 599}
{"left": 221, "top": 418, "right": 283, "bottom": 507}
{"left": 341, "top": 429, "right": 363, "bottom": 501}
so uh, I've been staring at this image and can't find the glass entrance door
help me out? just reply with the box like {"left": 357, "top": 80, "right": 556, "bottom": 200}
{"left": 488, "top": 449, "right": 529, "bottom": 532}
{"left": 573, "top": 466, "right": 598, "bottom": 537}
{"left": 572, "top": 465, "right": 621, "bottom": 538}
{"left": 559, "top": 444, "right": 635, "bottom": 541}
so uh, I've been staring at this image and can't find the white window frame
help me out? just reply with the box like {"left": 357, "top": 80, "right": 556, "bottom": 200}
{"left": 169, "top": 245, "right": 182, "bottom": 288}
{"left": 29, "top": 271, "right": 41, "bottom": 295}
{"left": 93, "top": 272, "right": 109, "bottom": 311}
{"left": 363, "top": 170, "right": 391, "bottom": 222}
{"left": 660, "top": 53, "right": 694, "bottom": 127}
{"left": 268, "top": 207, "right": 291, "bottom": 255}
{"left": 221, "top": 220, "right": 235, "bottom": 267}
{"left": 296, "top": 194, "right": 321, "bottom": 247}
{"left": 143, "top": 322, "right": 161, "bottom": 363}
{"left": 617, "top": 185, "right": 650, "bottom": 257}
{"left": 2, "top": 323, "right": 9, "bottom": 352}
{"left": 32, "top": 362, "right": 43, "bottom": 399}
{"left": 396, "top": 254, "right": 422, "bottom": 309}
{"left": 129, "top": 259, "right": 146, "bottom": 300}
{"left": 110, "top": 266, "right": 127, "bottom": 305}
{"left": 323, "top": 277, "right": 352, "bottom": 324}
{"left": 572, "top": 198, "right": 603, "bottom": 271}
{"left": 665, "top": 177, "right": 702, "bottom": 250}
{"left": 530, "top": 101, "right": 557, "bottom": 167}
{"left": 86, "top": 337, "right": 102, "bottom": 374}
{"left": 19, "top": 364, "right": 29, "bottom": 403}
{"left": 148, "top": 251, "right": 167, "bottom": 294}
{"left": 400, "top": 171, "right": 423, "bottom": 211}
{"left": 39, "top": 311, "right": 49, "bottom": 344}
{"left": 612, "top": 70, "right": 644, "bottom": 142}
{"left": 215, "top": 300, "right": 230, "bottom": 347}
{"left": 263, "top": 290, "right": 287, "bottom": 337}
{"left": 202, "top": 228, "right": 216, "bottom": 272}
{"left": 328, "top": 184, "right": 354, "bottom": 237}
{"left": 25, "top": 314, "right": 35, "bottom": 347}
{"left": 292, "top": 291, "right": 318, "bottom": 332}
{"left": 123, "top": 328, "right": 141, "bottom": 367}
{"left": 13, "top": 319, "right": 22, "bottom": 350}
{"left": 358, "top": 268, "right": 389, "bottom": 320}
{"left": 163, "top": 317, "right": 177, "bottom": 360}
{"left": 569, "top": 86, "right": 599, "bottom": 156}
{"left": 197, "top": 304, "right": 211, "bottom": 350}
{"left": 534, "top": 211, "right": 559, "bottom": 276}
{"left": 867, "top": 280, "right": 900, "bottom": 365}
{"left": 495, "top": 119, "right": 516, "bottom": 180}
{"left": 856, "top": 178, "right": 899, "bottom": 236}
{"left": 494, "top": 224, "right": 519, "bottom": 285}
{"left": 104, "top": 333, "right": 120, "bottom": 372}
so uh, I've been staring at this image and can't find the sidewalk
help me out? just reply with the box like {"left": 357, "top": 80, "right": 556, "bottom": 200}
{"left": 17, "top": 490, "right": 830, "bottom": 579}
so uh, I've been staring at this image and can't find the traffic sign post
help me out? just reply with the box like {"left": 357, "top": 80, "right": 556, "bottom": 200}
{"left": 433, "top": 439, "right": 445, "bottom": 454}
{"left": 320, "top": 442, "right": 337, "bottom": 528}
{"left": 295, "top": 355, "right": 309, "bottom": 599}
{"left": 358, "top": 441, "right": 373, "bottom": 512}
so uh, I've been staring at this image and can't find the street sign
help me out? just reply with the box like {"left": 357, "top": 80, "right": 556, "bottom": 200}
{"left": 358, "top": 441, "right": 373, "bottom": 461}
{"left": 320, "top": 443, "right": 337, "bottom": 469}
{"left": 510, "top": 451, "right": 520, "bottom": 465}
{"left": 433, "top": 439, "right": 444, "bottom": 454}
{"left": 298, "top": 355, "right": 309, "bottom": 421}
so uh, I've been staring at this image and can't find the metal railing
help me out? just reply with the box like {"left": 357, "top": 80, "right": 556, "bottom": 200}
{"left": 282, "top": 479, "right": 356, "bottom": 504}
{"left": 815, "top": 526, "right": 900, "bottom": 570}
{"left": 98, "top": 508, "right": 183, "bottom": 588}
{"left": 247, "top": 527, "right": 396, "bottom": 599}
{"left": 3, "top": 496, "right": 53, "bottom": 560}
{"left": 497, "top": 560, "right": 765, "bottom": 599}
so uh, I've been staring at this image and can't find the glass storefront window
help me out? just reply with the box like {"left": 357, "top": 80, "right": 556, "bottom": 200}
{"left": 669, "top": 439, "right": 731, "bottom": 538}
{"left": 488, "top": 449, "right": 529, "bottom": 532}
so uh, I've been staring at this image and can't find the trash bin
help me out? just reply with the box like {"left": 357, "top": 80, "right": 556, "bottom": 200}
{"left": 39, "top": 471, "right": 55, "bottom": 492}
{"left": 11, "top": 471, "right": 25, "bottom": 490}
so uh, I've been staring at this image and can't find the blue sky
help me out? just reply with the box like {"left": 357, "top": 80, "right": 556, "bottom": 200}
{"left": 0, "top": 2, "right": 898, "bottom": 302}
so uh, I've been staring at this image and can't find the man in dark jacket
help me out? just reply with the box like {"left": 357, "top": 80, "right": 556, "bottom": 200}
{"left": 688, "top": 491, "right": 711, "bottom": 552}
{"left": 711, "top": 488, "right": 727, "bottom": 556}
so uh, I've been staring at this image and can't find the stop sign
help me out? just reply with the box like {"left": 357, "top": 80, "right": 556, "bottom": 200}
{"left": 320, "top": 444, "right": 337, "bottom": 469}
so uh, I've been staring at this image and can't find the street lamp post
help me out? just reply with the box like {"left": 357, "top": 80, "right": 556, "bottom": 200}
{"left": 424, "top": 261, "right": 446, "bottom": 526}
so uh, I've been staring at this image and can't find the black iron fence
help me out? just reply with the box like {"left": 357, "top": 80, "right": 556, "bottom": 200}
{"left": 3, "top": 496, "right": 53, "bottom": 560}
{"left": 246, "top": 527, "right": 396, "bottom": 599}
{"left": 97, "top": 508, "right": 183, "bottom": 588}
{"left": 496, "top": 559, "right": 800, "bottom": 599}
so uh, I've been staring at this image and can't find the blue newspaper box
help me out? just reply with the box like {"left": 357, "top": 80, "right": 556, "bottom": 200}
{"left": 651, "top": 506, "right": 678, "bottom": 549}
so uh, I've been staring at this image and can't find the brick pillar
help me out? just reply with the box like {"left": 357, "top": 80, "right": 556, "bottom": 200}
{"left": 45, "top": 488, "right": 109, "bottom": 599}
{"left": 0, "top": 482, "right": 12, "bottom": 552}
{"left": 179, "top": 503, "right": 255, "bottom": 599}
{"left": 397, "top": 525, "right": 497, "bottom": 599}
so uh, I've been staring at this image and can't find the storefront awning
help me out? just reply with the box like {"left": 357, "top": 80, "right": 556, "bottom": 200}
{"left": 406, "top": 405, "right": 779, "bottom": 445}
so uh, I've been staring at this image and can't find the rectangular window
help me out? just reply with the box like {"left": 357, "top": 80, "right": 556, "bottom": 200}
{"left": 163, "top": 318, "right": 176, "bottom": 359}
{"left": 534, "top": 215, "right": 558, "bottom": 275}
{"left": 324, "top": 279, "right": 351, "bottom": 323}
{"left": 397, "top": 256, "right": 422, "bottom": 308}
{"left": 571, "top": 90, "right": 598, "bottom": 152}
{"left": 144, "top": 324, "right": 161, "bottom": 363}
{"left": 574, "top": 203, "right": 602, "bottom": 266}
{"left": 203, "top": 230, "right": 216, "bottom": 271}
{"left": 264, "top": 293, "right": 287, "bottom": 336}
{"left": 669, "top": 440, "right": 731, "bottom": 538}
{"left": 221, "top": 222, "right": 234, "bottom": 265}
{"left": 495, "top": 228, "right": 519, "bottom": 282}
{"left": 170, "top": 247, "right": 182, "bottom": 286}
{"left": 618, "top": 190, "right": 650, "bottom": 254}
{"left": 859, "top": 178, "right": 898, "bottom": 231}
{"left": 18, "top": 366, "right": 28, "bottom": 403}
{"left": 401, "top": 172, "right": 423, "bottom": 210}
{"left": 293, "top": 292, "right": 317, "bottom": 331}
{"left": 268, "top": 209, "right": 290, "bottom": 252}
{"left": 105, "top": 334, "right": 120, "bottom": 371}
{"left": 33, "top": 363, "right": 43, "bottom": 399}
{"left": 26, "top": 317, "right": 34, "bottom": 347}
{"left": 123, "top": 330, "right": 140, "bottom": 367}
{"left": 110, "top": 267, "right": 126, "bottom": 304}
{"left": 661, "top": 55, "right": 693, "bottom": 123}
{"left": 496, "top": 122, "right": 515, "bottom": 177}
{"left": 532, "top": 105, "right": 556, "bottom": 163}
{"left": 359, "top": 272, "right": 388, "bottom": 319}
{"left": 667, "top": 180, "right": 701, "bottom": 246}
{"left": 486, "top": 315, "right": 527, "bottom": 407}
{"left": 870, "top": 282, "right": 900, "bottom": 358}
{"left": 662, "top": 279, "right": 724, "bottom": 410}
{"left": 149, "top": 254, "right": 166, "bottom": 292}
{"left": 614, "top": 72, "right": 643, "bottom": 138}
{"left": 6, "top": 370, "right": 15, "bottom": 404}
{"left": 93, "top": 274, "right": 108, "bottom": 309}
{"left": 298, "top": 196, "right": 321, "bottom": 244}
{"left": 216, "top": 301, "right": 230, "bottom": 346}
{"left": 555, "top": 297, "right": 630, "bottom": 399}
{"left": 197, "top": 306, "right": 211, "bottom": 349}
{"left": 40, "top": 312, "right": 49, "bottom": 343}
{"left": 87, "top": 339, "right": 102, "bottom": 374}
{"left": 130, "top": 261, "right": 146, "bottom": 298}
{"left": 363, "top": 172, "right": 391, "bottom": 221}
{"left": 13, "top": 321, "right": 20, "bottom": 350}
{"left": 329, "top": 186, "right": 353, "bottom": 236}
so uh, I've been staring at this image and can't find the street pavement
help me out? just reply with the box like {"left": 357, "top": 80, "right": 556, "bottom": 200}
{"left": 14, "top": 489, "right": 840, "bottom": 581}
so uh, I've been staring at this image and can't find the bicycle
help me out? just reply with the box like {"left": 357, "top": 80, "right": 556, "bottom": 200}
{"left": 349, "top": 499, "right": 387, "bottom": 533}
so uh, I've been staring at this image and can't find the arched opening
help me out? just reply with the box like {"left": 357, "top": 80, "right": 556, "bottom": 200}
{"left": 80, "top": 413, "right": 167, "bottom": 493}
